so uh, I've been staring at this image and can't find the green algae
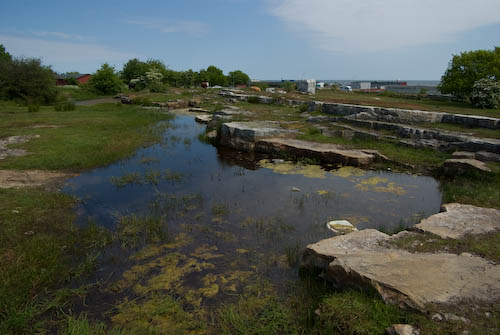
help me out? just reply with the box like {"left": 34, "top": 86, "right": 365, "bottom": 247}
{"left": 356, "top": 181, "right": 407, "bottom": 195}
{"left": 330, "top": 166, "right": 366, "bottom": 178}
{"left": 258, "top": 160, "right": 328, "bottom": 179}
{"left": 360, "top": 176, "right": 388, "bottom": 186}
{"left": 132, "top": 233, "right": 193, "bottom": 261}
{"left": 111, "top": 294, "right": 207, "bottom": 335}
{"left": 191, "top": 244, "right": 224, "bottom": 260}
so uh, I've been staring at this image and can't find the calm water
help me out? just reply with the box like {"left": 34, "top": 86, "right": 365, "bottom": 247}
{"left": 62, "top": 114, "right": 442, "bottom": 317}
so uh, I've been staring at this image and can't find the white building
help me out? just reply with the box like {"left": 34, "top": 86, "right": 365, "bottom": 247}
{"left": 316, "top": 82, "right": 325, "bottom": 89}
{"left": 297, "top": 79, "right": 316, "bottom": 94}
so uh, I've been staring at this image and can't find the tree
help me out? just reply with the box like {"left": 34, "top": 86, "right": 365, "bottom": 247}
{"left": 0, "top": 44, "right": 12, "bottom": 63}
{"left": 0, "top": 44, "right": 12, "bottom": 98}
{"left": 471, "top": 78, "right": 500, "bottom": 109}
{"left": 1, "top": 53, "right": 57, "bottom": 104}
{"left": 228, "top": 70, "right": 250, "bottom": 86}
{"left": 439, "top": 47, "right": 500, "bottom": 99}
{"left": 89, "top": 63, "right": 123, "bottom": 95}
{"left": 121, "top": 58, "right": 150, "bottom": 84}
{"left": 200, "top": 65, "right": 226, "bottom": 86}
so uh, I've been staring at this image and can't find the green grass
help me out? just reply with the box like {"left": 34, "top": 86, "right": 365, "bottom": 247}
{"left": 297, "top": 132, "right": 450, "bottom": 171}
{"left": 389, "top": 231, "right": 500, "bottom": 263}
{"left": 439, "top": 168, "right": 500, "bottom": 209}
{"left": 0, "top": 102, "right": 172, "bottom": 171}
{"left": 0, "top": 188, "right": 76, "bottom": 334}
{"left": 417, "top": 122, "right": 500, "bottom": 139}
{"left": 57, "top": 86, "right": 112, "bottom": 102}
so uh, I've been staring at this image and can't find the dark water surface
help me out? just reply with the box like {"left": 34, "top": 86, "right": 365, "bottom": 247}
{"left": 62, "top": 114, "right": 442, "bottom": 319}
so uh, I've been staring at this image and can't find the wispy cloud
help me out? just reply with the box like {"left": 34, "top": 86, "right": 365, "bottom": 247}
{"left": 0, "top": 34, "right": 141, "bottom": 72}
{"left": 269, "top": 0, "right": 500, "bottom": 53}
{"left": 30, "top": 31, "right": 90, "bottom": 41}
{"left": 127, "top": 19, "right": 209, "bottom": 36}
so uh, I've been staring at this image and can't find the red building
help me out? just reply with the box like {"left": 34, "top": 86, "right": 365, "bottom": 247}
{"left": 56, "top": 73, "right": 92, "bottom": 86}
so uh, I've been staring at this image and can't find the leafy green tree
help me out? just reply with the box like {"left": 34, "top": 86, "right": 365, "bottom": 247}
{"left": 0, "top": 44, "right": 13, "bottom": 98}
{"left": 200, "top": 65, "right": 227, "bottom": 86}
{"left": 121, "top": 58, "right": 150, "bottom": 84}
{"left": 1, "top": 55, "right": 57, "bottom": 104}
{"left": 228, "top": 70, "right": 250, "bottom": 86}
{"left": 89, "top": 63, "right": 123, "bottom": 95}
{"left": 0, "top": 44, "right": 12, "bottom": 63}
{"left": 439, "top": 47, "right": 500, "bottom": 99}
{"left": 471, "top": 78, "right": 500, "bottom": 109}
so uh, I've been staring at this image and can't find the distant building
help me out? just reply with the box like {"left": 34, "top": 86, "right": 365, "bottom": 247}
{"left": 316, "top": 82, "right": 325, "bottom": 89}
{"left": 56, "top": 73, "right": 91, "bottom": 86}
{"left": 350, "top": 81, "right": 406, "bottom": 90}
{"left": 297, "top": 79, "right": 316, "bottom": 94}
{"left": 350, "top": 81, "right": 371, "bottom": 90}
{"left": 370, "top": 81, "right": 407, "bottom": 89}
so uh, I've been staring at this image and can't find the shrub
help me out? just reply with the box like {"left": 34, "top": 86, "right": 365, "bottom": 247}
{"left": 88, "top": 63, "right": 123, "bottom": 95}
{"left": 27, "top": 104, "right": 40, "bottom": 113}
{"left": 471, "top": 78, "right": 500, "bottom": 109}
{"left": 54, "top": 101, "right": 76, "bottom": 111}
{"left": 0, "top": 54, "right": 57, "bottom": 104}
{"left": 130, "top": 96, "right": 153, "bottom": 106}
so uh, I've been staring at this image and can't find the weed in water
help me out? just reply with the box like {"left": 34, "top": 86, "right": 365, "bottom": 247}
{"left": 110, "top": 172, "right": 142, "bottom": 187}
{"left": 284, "top": 244, "right": 302, "bottom": 267}
{"left": 116, "top": 214, "right": 168, "bottom": 248}
{"left": 212, "top": 203, "right": 229, "bottom": 216}
{"left": 140, "top": 156, "right": 160, "bottom": 164}
{"left": 164, "top": 168, "right": 184, "bottom": 183}
{"left": 144, "top": 168, "right": 162, "bottom": 185}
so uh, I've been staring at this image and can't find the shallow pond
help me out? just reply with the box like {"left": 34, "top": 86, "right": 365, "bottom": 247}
{"left": 63, "top": 114, "right": 442, "bottom": 326}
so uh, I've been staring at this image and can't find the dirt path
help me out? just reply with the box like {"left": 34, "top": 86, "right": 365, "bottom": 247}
{"left": 0, "top": 170, "right": 76, "bottom": 188}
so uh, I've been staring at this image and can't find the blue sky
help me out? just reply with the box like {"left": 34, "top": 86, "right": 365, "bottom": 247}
{"left": 1, "top": 0, "right": 499, "bottom": 80}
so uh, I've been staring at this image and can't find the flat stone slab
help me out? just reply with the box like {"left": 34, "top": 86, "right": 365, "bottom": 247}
{"left": 443, "top": 158, "right": 491, "bottom": 173}
{"left": 415, "top": 203, "right": 500, "bottom": 239}
{"left": 256, "top": 138, "right": 376, "bottom": 166}
{"left": 194, "top": 115, "right": 212, "bottom": 124}
{"left": 476, "top": 151, "right": 500, "bottom": 163}
{"left": 219, "top": 121, "right": 297, "bottom": 151}
{"left": 302, "top": 229, "right": 500, "bottom": 311}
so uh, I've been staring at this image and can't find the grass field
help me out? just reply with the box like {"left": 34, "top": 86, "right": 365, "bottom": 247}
{"left": 1, "top": 90, "right": 499, "bottom": 333}
{"left": 0, "top": 102, "right": 172, "bottom": 171}
{"left": 0, "top": 101, "right": 172, "bottom": 333}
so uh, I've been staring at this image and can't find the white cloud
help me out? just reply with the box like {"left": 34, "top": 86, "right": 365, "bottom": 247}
{"left": 30, "top": 31, "right": 88, "bottom": 41}
{"left": 270, "top": 0, "right": 500, "bottom": 53}
{"left": 0, "top": 34, "right": 141, "bottom": 72}
{"left": 127, "top": 19, "right": 209, "bottom": 36}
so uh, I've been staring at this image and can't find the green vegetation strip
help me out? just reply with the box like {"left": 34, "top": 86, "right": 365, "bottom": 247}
{"left": 0, "top": 102, "right": 172, "bottom": 171}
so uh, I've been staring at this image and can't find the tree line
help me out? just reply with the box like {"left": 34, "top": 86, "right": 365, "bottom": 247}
{"left": 0, "top": 43, "right": 498, "bottom": 109}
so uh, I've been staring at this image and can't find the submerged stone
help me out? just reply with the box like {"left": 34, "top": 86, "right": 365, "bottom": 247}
{"left": 326, "top": 220, "right": 358, "bottom": 234}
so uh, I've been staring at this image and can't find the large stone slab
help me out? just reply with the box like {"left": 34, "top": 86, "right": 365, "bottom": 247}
{"left": 415, "top": 203, "right": 500, "bottom": 239}
{"left": 443, "top": 158, "right": 491, "bottom": 174}
{"left": 255, "top": 138, "right": 376, "bottom": 166}
{"left": 345, "top": 118, "right": 500, "bottom": 154}
{"left": 219, "top": 122, "right": 297, "bottom": 151}
{"left": 302, "top": 229, "right": 500, "bottom": 311}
